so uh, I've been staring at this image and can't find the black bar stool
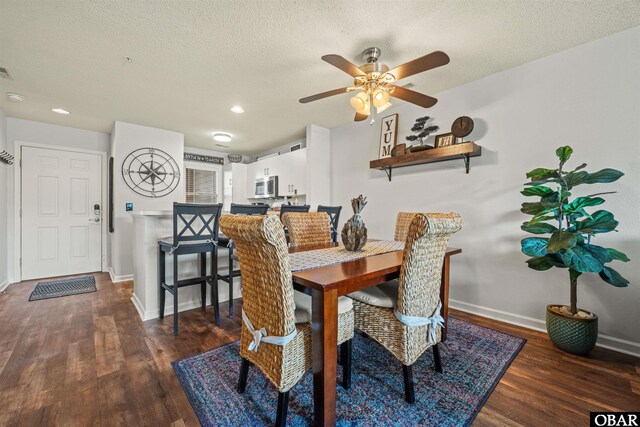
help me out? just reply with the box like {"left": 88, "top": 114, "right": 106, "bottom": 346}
{"left": 216, "top": 203, "right": 269, "bottom": 321}
{"left": 158, "top": 202, "right": 223, "bottom": 335}
{"left": 317, "top": 205, "right": 342, "bottom": 243}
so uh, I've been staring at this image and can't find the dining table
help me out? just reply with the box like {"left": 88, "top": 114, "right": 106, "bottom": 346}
{"left": 289, "top": 242, "right": 462, "bottom": 427}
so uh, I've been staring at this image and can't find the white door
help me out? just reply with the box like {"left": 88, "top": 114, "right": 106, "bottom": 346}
{"left": 21, "top": 146, "right": 102, "bottom": 280}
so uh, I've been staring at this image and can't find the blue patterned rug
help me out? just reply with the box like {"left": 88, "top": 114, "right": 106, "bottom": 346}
{"left": 28, "top": 275, "right": 96, "bottom": 301}
{"left": 172, "top": 317, "right": 525, "bottom": 426}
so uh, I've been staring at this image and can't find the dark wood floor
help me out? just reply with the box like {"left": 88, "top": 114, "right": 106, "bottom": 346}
{"left": 0, "top": 272, "right": 637, "bottom": 426}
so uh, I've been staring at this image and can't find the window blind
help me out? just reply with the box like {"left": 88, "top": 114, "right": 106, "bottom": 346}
{"left": 185, "top": 168, "right": 217, "bottom": 203}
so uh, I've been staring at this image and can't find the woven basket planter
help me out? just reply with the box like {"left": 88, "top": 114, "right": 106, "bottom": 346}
{"left": 546, "top": 304, "right": 598, "bottom": 355}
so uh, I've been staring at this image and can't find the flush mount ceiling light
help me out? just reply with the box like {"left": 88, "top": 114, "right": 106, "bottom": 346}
{"left": 300, "top": 47, "right": 449, "bottom": 122}
{"left": 6, "top": 92, "right": 24, "bottom": 102}
{"left": 230, "top": 105, "right": 244, "bottom": 114}
{"left": 52, "top": 108, "right": 70, "bottom": 114}
{"left": 213, "top": 132, "right": 232, "bottom": 143}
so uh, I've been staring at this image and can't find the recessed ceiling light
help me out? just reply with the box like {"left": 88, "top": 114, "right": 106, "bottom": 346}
{"left": 6, "top": 93, "right": 24, "bottom": 102}
{"left": 230, "top": 105, "right": 244, "bottom": 114}
{"left": 52, "top": 108, "right": 70, "bottom": 115}
{"left": 213, "top": 132, "right": 232, "bottom": 143}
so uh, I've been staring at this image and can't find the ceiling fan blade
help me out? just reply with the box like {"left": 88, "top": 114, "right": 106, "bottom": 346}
{"left": 299, "top": 87, "right": 352, "bottom": 104}
{"left": 354, "top": 112, "right": 368, "bottom": 122}
{"left": 386, "top": 51, "right": 450, "bottom": 81}
{"left": 389, "top": 85, "right": 438, "bottom": 108}
{"left": 322, "top": 54, "right": 366, "bottom": 77}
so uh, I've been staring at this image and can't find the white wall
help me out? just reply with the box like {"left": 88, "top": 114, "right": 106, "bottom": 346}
{"left": 330, "top": 27, "right": 640, "bottom": 355}
{"left": 5, "top": 118, "right": 111, "bottom": 282}
{"left": 0, "top": 110, "right": 8, "bottom": 290}
{"left": 110, "top": 121, "right": 184, "bottom": 281}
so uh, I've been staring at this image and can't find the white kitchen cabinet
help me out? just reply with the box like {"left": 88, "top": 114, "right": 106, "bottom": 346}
{"left": 277, "top": 152, "right": 293, "bottom": 196}
{"left": 291, "top": 148, "right": 307, "bottom": 196}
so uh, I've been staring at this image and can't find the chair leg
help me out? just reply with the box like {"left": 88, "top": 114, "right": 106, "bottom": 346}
{"left": 210, "top": 248, "right": 220, "bottom": 324}
{"left": 340, "top": 339, "right": 352, "bottom": 390}
{"left": 228, "top": 248, "right": 234, "bottom": 318}
{"left": 158, "top": 247, "right": 165, "bottom": 319}
{"left": 237, "top": 357, "right": 251, "bottom": 394}
{"left": 275, "top": 391, "right": 289, "bottom": 427}
{"left": 200, "top": 252, "right": 206, "bottom": 310}
{"left": 173, "top": 254, "right": 179, "bottom": 336}
{"left": 402, "top": 364, "right": 415, "bottom": 404}
{"left": 433, "top": 343, "right": 443, "bottom": 373}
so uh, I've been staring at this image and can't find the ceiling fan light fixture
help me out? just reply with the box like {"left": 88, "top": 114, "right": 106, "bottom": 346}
{"left": 350, "top": 92, "right": 370, "bottom": 114}
{"left": 376, "top": 101, "right": 392, "bottom": 113}
{"left": 372, "top": 88, "right": 390, "bottom": 108}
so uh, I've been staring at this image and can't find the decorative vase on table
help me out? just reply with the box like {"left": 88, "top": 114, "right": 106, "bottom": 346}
{"left": 341, "top": 195, "right": 368, "bottom": 251}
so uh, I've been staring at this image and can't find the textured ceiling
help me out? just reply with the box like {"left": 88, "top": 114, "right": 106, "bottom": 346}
{"left": 1, "top": 1, "right": 639, "bottom": 154}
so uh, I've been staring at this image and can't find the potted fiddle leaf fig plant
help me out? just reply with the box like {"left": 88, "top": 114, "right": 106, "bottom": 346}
{"left": 520, "top": 146, "right": 630, "bottom": 355}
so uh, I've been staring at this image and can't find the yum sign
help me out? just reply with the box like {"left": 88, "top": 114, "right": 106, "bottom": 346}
{"left": 378, "top": 113, "right": 398, "bottom": 159}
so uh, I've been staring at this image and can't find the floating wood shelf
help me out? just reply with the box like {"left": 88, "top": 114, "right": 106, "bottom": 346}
{"left": 369, "top": 141, "right": 482, "bottom": 181}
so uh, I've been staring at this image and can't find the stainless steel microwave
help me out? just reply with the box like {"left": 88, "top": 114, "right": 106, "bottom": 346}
{"left": 255, "top": 176, "right": 278, "bottom": 198}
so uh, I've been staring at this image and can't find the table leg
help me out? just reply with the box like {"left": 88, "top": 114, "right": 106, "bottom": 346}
{"left": 440, "top": 255, "right": 451, "bottom": 342}
{"left": 311, "top": 288, "right": 338, "bottom": 427}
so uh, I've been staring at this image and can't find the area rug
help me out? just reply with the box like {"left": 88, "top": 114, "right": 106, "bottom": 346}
{"left": 172, "top": 317, "right": 525, "bottom": 426}
{"left": 28, "top": 275, "right": 96, "bottom": 301}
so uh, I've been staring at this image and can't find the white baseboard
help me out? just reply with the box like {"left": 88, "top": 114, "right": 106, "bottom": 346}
{"left": 0, "top": 280, "right": 9, "bottom": 293}
{"left": 449, "top": 299, "right": 640, "bottom": 358}
{"left": 107, "top": 267, "right": 133, "bottom": 283}
{"left": 131, "top": 295, "right": 226, "bottom": 322}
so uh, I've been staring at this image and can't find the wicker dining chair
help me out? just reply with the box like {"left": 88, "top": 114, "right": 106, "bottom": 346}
{"left": 394, "top": 212, "right": 418, "bottom": 242}
{"left": 350, "top": 212, "right": 463, "bottom": 403}
{"left": 216, "top": 203, "right": 270, "bottom": 322}
{"left": 219, "top": 214, "right": 354, "bottom": 426}
{"left": 281, "top": 212, "right": 332, "bottom": 248}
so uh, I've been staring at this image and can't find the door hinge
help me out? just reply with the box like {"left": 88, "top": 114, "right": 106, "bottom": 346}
{"left": 19, "top": 258, "right": 22, "bottom": 267}
{"left": 19, "top": 209, "right": 22, "bottom": 218}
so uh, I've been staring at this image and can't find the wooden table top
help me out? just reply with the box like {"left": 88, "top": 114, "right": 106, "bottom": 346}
{"left": 291, "top": 243, "right": 461, "bottom": 292}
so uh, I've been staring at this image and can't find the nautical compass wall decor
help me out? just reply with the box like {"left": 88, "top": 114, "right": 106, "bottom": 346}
{"left": 121, "top": 147, "right": 180, "bottom": 198}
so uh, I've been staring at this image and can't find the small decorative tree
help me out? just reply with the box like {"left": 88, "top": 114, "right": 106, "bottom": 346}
{"left": 520, "top": 146, "right": 630, "bottom": 316}
{"left": 406, "top": 116, "right": 439, "bottom": 146}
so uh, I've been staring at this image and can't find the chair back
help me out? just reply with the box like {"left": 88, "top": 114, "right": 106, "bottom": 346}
{"left": 397, "top": 213, "right": 463, "bottom": 319}
{"left": 230, "top": 203, "right": 269, "bottom": 215}
{"left": 282, "top": 212, "right": 332, "bottom": 248}
{"left": 317, "top": 205, "right": 342, "bottom": 243}
{"left": 219, "top": 214, "right": 296, "bottom": 341}
{"left": 172, "top": 202, "right": 223, "bottom": 243}
{"left": 279, "top": 204, "right": 310, "bottom": 221}
{"left": 394, "top": 212, "right": 418, "bottom": 242}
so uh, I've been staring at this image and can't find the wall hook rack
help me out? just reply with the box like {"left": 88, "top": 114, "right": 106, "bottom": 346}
{"left": 0, "top": 151, "right": 14, "bottom": 165}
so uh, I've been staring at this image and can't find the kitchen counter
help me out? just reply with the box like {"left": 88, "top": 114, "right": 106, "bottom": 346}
{"left": 130, "top": 210, "right": 240, "bottom": 321}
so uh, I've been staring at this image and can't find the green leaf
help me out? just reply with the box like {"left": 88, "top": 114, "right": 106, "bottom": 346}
{"left": 529, "top": 214, "right": 558, "bottom": 225}
{"left": 563, "top": 171, "right": 589, "bottom": 189}
{"left": 521, "top": 237, "right": 548, "bottom": 257}
{"left": 599, "top": 266, "right": 629, "bottom": 287}
{"left": 521, "top": 202, "right": 545, "bottom": 215}
{"left": 581, "top": 244, "right": 613, "bottom": 264}
{"left": 521, "top": 222, "right": 558, "bottom": 234}
{"left": 546, "top": 231, "right": 578, "bottom": 253}
{"left": 582, "top": 168, "right": 624, "bottom": 184}
{"left": 556, "top": 146, "right": 573, "bottom": 163}
{"left": 525, "top": 178, "right": 560, "bottom": 187}
{"left": 526, "top": 254, "right": 566, "bottom": 270}
{"left": 606, "top": 248, "right": 630, "bottom": 262}
{"left": 572, "top": 210, "right": 618, "bottom": 234}
{"left": 526, "top": 168, "right": 558, "bottom": 180}
{"left": 571, "top": 163, "right": 587, "bottom": 172}
{"left": 563, "top": 197, "right": 605, "bottom": 216}
{"left": 561, "top": 246, "right": 604, "bottom": 273}
{"left": 540, "top": 191, "right": 561, "bottom": 209}
{"left": 521, "top": 186, "right": 553, "bottom": 197}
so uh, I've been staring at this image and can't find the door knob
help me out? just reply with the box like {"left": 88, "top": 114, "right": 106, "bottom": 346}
{"left": 89, "top": 218, "right": 100, "bottom": 222}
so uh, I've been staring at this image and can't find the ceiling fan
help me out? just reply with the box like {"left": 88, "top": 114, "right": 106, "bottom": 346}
{"left": 299, "top": 47, "right": 450, "bottom": 122}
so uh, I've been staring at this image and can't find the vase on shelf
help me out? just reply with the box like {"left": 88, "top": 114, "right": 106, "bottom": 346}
{"left": 341, "top": 195, "right": 368, "bottom": 251}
